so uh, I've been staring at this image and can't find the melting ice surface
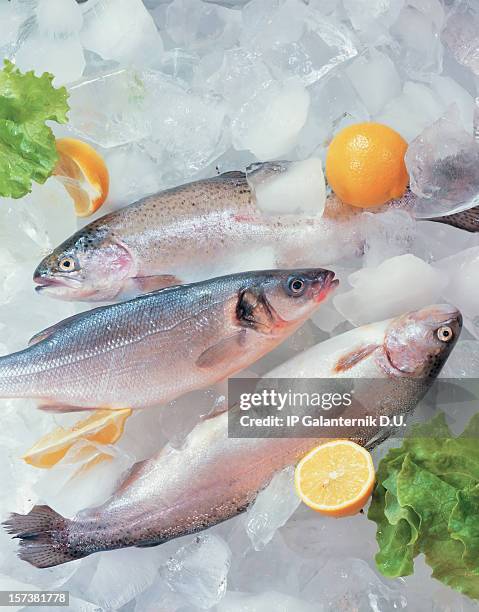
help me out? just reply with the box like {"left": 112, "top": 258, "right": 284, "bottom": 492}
{"left": 2, "top": 0, "right": 479, "bottom": 610}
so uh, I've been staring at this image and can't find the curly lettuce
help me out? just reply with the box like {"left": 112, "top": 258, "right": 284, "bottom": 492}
{"left": 0, "top": 60, "right": 69, "bottom": 199}
{"left": 368, "top": 413, "right": 479, "bottom": 600}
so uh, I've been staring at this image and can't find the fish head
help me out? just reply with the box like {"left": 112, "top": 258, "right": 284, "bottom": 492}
{"left": 33, "top": 225, "right": 134, "bottom": 301}
{"left": 237, "top": 269, "right": 338, "bottom": 333}
{"left": 383, "top": 304, "right": 462, "bottom": 379}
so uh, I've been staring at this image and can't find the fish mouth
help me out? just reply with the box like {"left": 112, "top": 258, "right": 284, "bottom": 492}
{"left": 34, "top": 275, "right": 82, "bottom": 294}
{"left": 312, "top": 270, "right": 338, "bottom": 303}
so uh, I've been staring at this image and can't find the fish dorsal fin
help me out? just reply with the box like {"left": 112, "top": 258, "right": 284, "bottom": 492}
{"left": 219, "top": 170, "right": 246, "bottom": 179}
{"left": 28, "top": 311, "right": 89, "bottom": 346}
{"left": 196, "top": 330, "right": 246, "bottom": 369}
{"left": 334, "top": 343, "right": 379, "bottom": 372}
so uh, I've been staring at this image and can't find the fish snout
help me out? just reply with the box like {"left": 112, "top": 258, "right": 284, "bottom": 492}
{"left": 311, "top": 269, "right": 338, "bottom": 303}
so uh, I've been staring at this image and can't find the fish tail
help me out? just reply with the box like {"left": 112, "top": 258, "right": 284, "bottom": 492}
{"left": 428, "top": 206, "right": 479, "bottom": 232}
{"left": 3, "top": 505, "right": 84, "bottom": 568}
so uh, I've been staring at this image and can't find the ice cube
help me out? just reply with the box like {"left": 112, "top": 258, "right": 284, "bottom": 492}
{"left": 161, "top": 534, "right": 231, "bottom": 609}
{"left": 158, "top": 388, "right": 221, "bottom": 449}
{"left": 442, "top": 0, "right": 479, "bottom": 77}
{"left": 103, "top": 144, "right": 162, "bottom": 211}
{"left": 0, "top": 0, "right": 30, "bottom": 57}
{"left": 247, "top": 158, "right": 326, "bottom": 215}
{"left": 343, "top": 0, "right": 404, "bottom": 30}
{"left": 160, "top": 48, "right": 202, "bottom": 87}
{"left": 207, "top": 48, "right": 273, "bottom": 109}
{"left": 245, "top": 466, "right": 300, "bottom": 551}
{"left": 65, "top": 546, "right": 166, "bottom": 610}
{"left": 165, "top": 0, "right": 241, "bottom": 53}
{"left": 134, "top": 575, "right": 186, "bottom": 612}
{"left": 14, "top": 0, "right": 85, "bottom": 85}
{"left": 345, "top": 50, "right": 401, "bottom": 116}
{"left": 305, "top": 71, "right": 369, "bottom": 153}
{"left": 408, "top": 0, "right": 445, "bottom": 32}
{"left": 343, "top": 0, "right": 404, "bottom": 45}
{"left": 440, "top": 340, "right": 479, "bottom": 378}
{"left": 218, "top": 590, "right": 317, "bottom": 612}
{"left": 280, "top": 502, "right": 376, "bottom": 561}
{"left": 376, "top": 81, "right": 445, "bottom": 142}
{"left": 413, "top": 222, "right": 476, "bottom": 268}
{"left": 301, "top": 557, "right": 408, "bottom": 610}
{"left": 310, "top": 299, "right": 348, "bottom": 334}
{"left": 263, "top": 15, "right": 358, "bottom": 86}
{"left": 231, "top": 78, "right": 310, "bottom": 159}
{"left": 80, "top": 0, "right": 164, "bottom": 67}
{"left": 15, "top": 35, "right": 85, "bottom": 86}
{"left": 334, "top": 254, "right": 447, "bottom": 326}
{"left": 226, "top": 527, "right": 305, "bottom": 595}
{"left": 362, "top": 209, "right": 416, "bottom": 268}
{"left": 35, "top": 0, "right": 83, "bottom": 36}
{"left": 67, "top": 69, "right": 150, "bottom": 148}
{"left": 405, "top": 107, "right": 479, "bottom": 218}
{"left": 390, "top": 3, "right": 443, "bottom": 81}
{"left": 240, "top": 0, "right": 306, "bottom": 52}
{"left": 436, "top": 246, "right": 479, "bottom": 340}
{"left": 144, "top": 71, "right": 229, "bottom": 182}
{"left": 430, "top": 75, "right": 475, "bottom": 134}
{"left": 33, "top": 440, "right": 134, "bottom": 519}
{"left": 115, "top": 407, "right": 169, "bottom": 463}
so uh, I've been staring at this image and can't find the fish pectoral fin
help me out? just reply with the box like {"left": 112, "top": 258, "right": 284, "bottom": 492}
{"left": 38, "top": 404, "right": 103, "bottom": 413}
{"left": 118, "top": 275, "right": 183, "bottom": 300}
{"left": 133, "top": 275, "right": 183, "bottom": 294}
{"left": 334, "top": 343, "right": 380, "bottom": 372}
{"left": 196, "top": 331, "right": 247, "bottom": 369}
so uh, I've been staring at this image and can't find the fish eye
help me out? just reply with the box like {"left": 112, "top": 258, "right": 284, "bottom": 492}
{"left": 287, "top": 277, "right": 306, "bottom": 296}
{"left": 58, "top": 256, "right": 77, "bottom": 272}
{"left": 437, "top": 326, "right": 453, "bottom": 342}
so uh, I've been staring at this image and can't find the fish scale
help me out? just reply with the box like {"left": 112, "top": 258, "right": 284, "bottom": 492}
{"left": 0, "top": 268, "right": 336, "bottom": 410}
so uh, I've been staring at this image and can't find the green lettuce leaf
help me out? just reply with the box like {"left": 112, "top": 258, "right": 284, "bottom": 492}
{"left": 368, "top": 412, "right": 479, "bottom": 600}
{"left": 0, "top": 60, "right": 69, "bottom": 199}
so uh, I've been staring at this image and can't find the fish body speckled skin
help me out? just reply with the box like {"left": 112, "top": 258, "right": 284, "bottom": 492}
{"left": 34, "top": 171, "right": 361, "bottom": 301}
{"left": 4, "top": 304, "right": 461, "bottom": 567}
{"left": 34, "top": 170, "right": 479, "bottom": 302}
{"left": 0, "top": 269, "right": 336, "bottom": 411}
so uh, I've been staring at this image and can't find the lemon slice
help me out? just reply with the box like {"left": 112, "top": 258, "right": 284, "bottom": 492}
{"left": 53, "top": 137, "right": 110, "bottom": 217}
{"left": 23, "top": 408, "right": 131, "bottom": 469}
{"left": 295, "top": 440, "right": 375, "bottom": 516}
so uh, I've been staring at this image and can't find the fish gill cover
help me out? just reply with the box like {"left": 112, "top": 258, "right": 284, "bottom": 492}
{"left": 369, "top": 412, "right": 479, "bottom": 599}
{"left": 0, "top": 60, "right": 69, "bottom": 199}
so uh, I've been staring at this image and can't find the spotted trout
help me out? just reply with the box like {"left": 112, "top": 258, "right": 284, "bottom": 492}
{"left": 4, "top": 304, "right": 461, "bottom": 567}
{"left": 0, "top": 269, "right": 336, "bottom": 412}
{"left": 34, "top": 166, "right": 479, "bottom": 302}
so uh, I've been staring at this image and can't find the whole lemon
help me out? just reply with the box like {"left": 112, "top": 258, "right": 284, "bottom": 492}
{"left": 325, "top": 122, "right": 409, "bottom": 208}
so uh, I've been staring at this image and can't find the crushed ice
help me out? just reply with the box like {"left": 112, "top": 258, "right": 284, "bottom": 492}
{"left": 1, "top": 0, "right": 479, "bottom": 610}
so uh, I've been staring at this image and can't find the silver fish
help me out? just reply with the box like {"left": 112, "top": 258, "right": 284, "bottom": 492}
{"left": 4, "top": 304, "right": 461, "bottom": 567}
{"left": 33, "top": 166, "right": 479, "bottom": 302}
{"left": 0, "top": 269, "right": 336, "bottom": 412}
